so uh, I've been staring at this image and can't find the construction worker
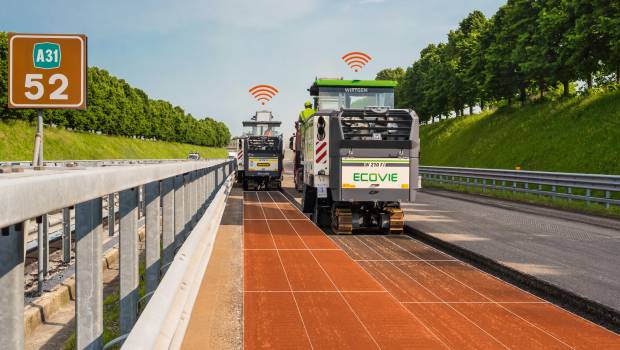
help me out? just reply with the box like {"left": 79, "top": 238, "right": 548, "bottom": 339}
{"left": 298, "top": 101, "right": 315, "bottom": 125}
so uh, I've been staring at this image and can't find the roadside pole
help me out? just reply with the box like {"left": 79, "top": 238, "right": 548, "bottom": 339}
{"left": 33, "top": 109, "right": 43, "bottom": 167}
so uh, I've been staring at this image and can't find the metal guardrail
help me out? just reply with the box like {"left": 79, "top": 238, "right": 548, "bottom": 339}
{"left": 122, "top": 168, "right": 233, "bottom": 349}
{"left": 0, "top": 158, "right": 190, "bottom": 168}
{"left": 420, "top": 166, "right": 620, "bottom": 208}
{"left": 0, "top": 159, "right": 235, "bottom": 350}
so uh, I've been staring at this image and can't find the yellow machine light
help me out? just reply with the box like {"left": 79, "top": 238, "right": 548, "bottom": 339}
{"left": 401, "top": 184, "right": 409, "bottom": 189}
{"left": 343, "top": 183, "right": 356, "bottom": 188}
{"left": 257, "top": 163, "right": 271, "bottom": 167}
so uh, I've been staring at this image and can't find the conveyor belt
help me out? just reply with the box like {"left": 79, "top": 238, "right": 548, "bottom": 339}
{"left": 242, "top": 191, "right": 620, "bottom": 349}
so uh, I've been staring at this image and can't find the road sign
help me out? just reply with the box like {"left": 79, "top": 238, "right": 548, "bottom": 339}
{"left": 8, "top": 33, "right": 87, "bottom": 109}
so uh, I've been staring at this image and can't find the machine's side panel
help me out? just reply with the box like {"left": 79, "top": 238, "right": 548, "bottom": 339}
{"left": 302, "top": 118, "right": 315, "bottom": 185}
{"left": 329, "top": 114, "right": 343, "bottom": 202}
{"left": 313, "top": 114, "right": 330, "bottom": 198}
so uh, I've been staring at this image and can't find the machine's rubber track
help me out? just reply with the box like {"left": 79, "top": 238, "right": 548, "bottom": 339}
{"left": 385, "top": 207, "right": 405, "bottom": 234}
{"left": 331, "top": 207, "right": 352, "bottom": 235}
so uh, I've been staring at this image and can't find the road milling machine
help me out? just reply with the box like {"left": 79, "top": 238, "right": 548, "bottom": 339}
{"left": 293, "top": 79, "right": 420, "bottom": 234}
{"left": 237, "top": 110, "right": 284, "bottom": 190}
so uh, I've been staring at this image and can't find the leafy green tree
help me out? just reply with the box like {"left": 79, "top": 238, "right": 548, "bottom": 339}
{"left": 483, "top": 5, "right": 523, "bottom": 104}
{"left": 537, "top": 0, "right": 578, "bottom": 96}
{"left": 376, "top": 67, "right": 405, "bottom": 105}
{"left": 375, "top": 67, "right": 405, "bottom": 81}
{"left": 566, "top": 0, "right": 608, "bottom": 88}
{"left": 451, "top": 11, "right": 489, "bottom": 113}
{"left": 510, "top": 0, "right": 548, "bottom": 99}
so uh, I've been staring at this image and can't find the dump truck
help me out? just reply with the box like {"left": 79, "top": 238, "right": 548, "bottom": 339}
{"left": 296, "top": 79, "right": 420, "bottom": 234}
{"left": 238, "top": 110, "right": 284, "bottom": 190}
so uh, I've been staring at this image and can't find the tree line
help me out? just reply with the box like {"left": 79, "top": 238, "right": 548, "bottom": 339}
{"left": 377, "top": 0, "right": 620, "bottom": 122}
{"left": 0, "top": 32, "right": 230, "bottom": 147}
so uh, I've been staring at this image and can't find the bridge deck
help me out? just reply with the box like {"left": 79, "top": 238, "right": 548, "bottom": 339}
{"left": 242, "top": 191, "right": 620, "bottom": 349}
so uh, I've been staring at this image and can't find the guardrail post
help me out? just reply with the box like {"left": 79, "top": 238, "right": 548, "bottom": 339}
{"left": 586, "top": 189, "right": 591, "bottom": 204}
{"left": 119, "top": 188, "right": 139, "bottom": 335}
{"left": 174, "top": 175, "right": 185, "bottom": 249}
{"left": 567, "top": 187, "right": 572, "bottom": 202}
{"left": 207, "top": 167, "right": 213, "bottom": 201}
{"left": 538, "top": 184, "right": 543, "bottom": 197}
{"left": 184, "top": 173, "right": 192, "bottom": 239}
{"left": 145, "top": 181, "right": 161, "bottom": 298}
{"left": 605, "top": 191, "right": 611, "bottom": 209}
{"left": 108, "top": 193, "right": 115, "bottom": 236}
{"left": 161, "top": 178, "right": 175, "bottom": 272}
{"left": 37, "top": 214, "right": 49, "bottom": 294}
{"left": 137, "top": 186, "right": 143, "bottom": 219}
{"left": 0, "top": 223, "right": 26, "bottom": 350}
{"left": 199, "top": 169, "right": 206, "bottom": 212}
{"left": 195, "top": 170, "right": 201, "bottom": 215}
{"left": 190, "top": 171, "right": 197, "bottom": 229}
{"left": 194, "top": 170, "right": 200, "bottom": 216}
{"left": 75, "top": 198, "right": 103, "bottom": 350}
{"left": 62, "top": 207, "right": 71, "bottom": 263}
{"left": 203, "top": 168, "right": 208, "bottom": 209}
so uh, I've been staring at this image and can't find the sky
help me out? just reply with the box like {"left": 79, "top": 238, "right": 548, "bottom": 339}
{"left": 1, "top": 0, "right": 505, "bottom": 139}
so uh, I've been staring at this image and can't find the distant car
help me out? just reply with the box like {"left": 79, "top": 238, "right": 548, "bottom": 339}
{"left": 187, "top": 152, "right": 200, "bottom": 160}
{"left": 227, "top": 151, "right": 236, "bottom": 160}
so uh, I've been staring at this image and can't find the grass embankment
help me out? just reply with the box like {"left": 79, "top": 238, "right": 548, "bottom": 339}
{"left": 0, "top": 119, "right": 226, "bottom": 161}
{"left": 420, "top": 90, "right": 620, "bottom": 217}
{"left": 421, "top": 90, "right": 620, "bottom": 174}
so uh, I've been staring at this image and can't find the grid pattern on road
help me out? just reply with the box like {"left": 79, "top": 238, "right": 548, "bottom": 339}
{"left": 243, "top": 191, "right": 620, "bottom": 350}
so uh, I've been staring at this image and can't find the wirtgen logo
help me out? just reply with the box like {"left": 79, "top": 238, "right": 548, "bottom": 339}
{"left": 353, "top": 173, "right": 398, "bottom": 182}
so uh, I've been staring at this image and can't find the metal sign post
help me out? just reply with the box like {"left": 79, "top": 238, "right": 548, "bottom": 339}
{"left": 33, "top": 109, "right": 44, "bottom": 167}
{"left": 8, "top": 33, "right": 87, "bottom": 169}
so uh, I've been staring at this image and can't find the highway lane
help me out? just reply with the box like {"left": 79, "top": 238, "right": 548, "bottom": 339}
{"left": 405, "top": 189, "right": 620, "bottom": 313}
{"left": 282, "top": 159, "right": 620, "bottom": 327}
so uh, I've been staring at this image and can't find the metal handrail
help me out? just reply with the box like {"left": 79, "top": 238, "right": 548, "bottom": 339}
{"left": 420, "top": 166, "right": 620, "bottom": 207}
{"left": 0, "top": 159, "right": 235, "bottom": 350}
{"left": 0, "top": 158, "right": 200, "bottom": 167}
{"left": 122, "top": 170, "right": 233, "bottom": 349}
{"left": 0, "top": 160, "right": 224, "bottom": 228}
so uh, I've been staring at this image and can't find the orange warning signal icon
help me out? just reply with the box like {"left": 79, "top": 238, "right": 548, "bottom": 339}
{"left": 342, "top": 52, "right": 372, "bottom": 72}
{"left": 249, "top": 85, "right": 279, "bottom": 105}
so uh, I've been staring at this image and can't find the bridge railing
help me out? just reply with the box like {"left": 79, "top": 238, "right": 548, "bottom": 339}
{"left": 0, "top": 159, "right": 235, "bottom": 350}
{"left": 0, "top": 158, "right": 189, "bottom": 169}
{"left": 420, "top": 166, "right": 620, "bottom": 208}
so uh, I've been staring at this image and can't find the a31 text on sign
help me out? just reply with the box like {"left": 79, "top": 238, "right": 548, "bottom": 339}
{"left": 8, "top": 33, "right": 87, "bottom": 109}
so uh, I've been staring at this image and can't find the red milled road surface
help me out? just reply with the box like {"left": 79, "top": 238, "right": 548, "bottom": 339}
{"left": 243, "top": 191, "right": 620, "bottom": 349}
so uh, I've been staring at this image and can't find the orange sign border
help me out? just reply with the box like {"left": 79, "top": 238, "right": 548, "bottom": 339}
{"left": 8, "top": 33, "right": 88, "bottom": 110}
